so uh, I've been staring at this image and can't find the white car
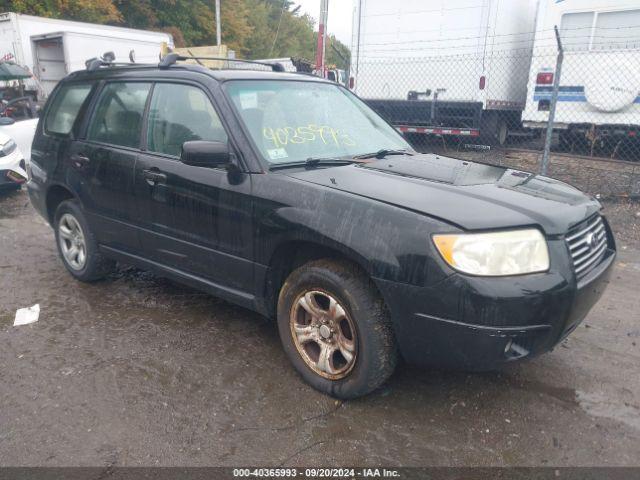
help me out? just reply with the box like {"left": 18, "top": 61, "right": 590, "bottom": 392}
{"left": 0, "top": 117, "right": 38, "bottom": 192}
{"left": 0, "top": 117, "right": 38, "bottom": 159}
{"left": 0, "top": 124, "right": 27, "bottom": 191}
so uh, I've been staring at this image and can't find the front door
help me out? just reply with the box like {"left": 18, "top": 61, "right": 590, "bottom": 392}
{"left": 133, "top": 82, "right": 254, "bottom": 301}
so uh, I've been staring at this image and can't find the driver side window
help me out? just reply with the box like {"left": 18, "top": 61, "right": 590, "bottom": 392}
{"left": 146, "top": 83, "right": 228, "bottom": 157}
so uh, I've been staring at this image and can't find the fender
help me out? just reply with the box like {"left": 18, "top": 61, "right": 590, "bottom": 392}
{"left": 252, "top": 172, "right": 452, "bottom": 288}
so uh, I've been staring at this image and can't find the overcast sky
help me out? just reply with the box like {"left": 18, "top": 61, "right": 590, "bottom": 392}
{"left": 293, "top": 0, "right": 354, "bottom": 46}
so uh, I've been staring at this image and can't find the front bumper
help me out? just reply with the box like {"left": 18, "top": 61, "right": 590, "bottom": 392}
{"left": 375, "top": 237, "right": 616, "bottom": 370}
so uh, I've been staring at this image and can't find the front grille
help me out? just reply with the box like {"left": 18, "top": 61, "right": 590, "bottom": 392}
{"left": 565, "top": 214, "right": 608, "bottom": 278}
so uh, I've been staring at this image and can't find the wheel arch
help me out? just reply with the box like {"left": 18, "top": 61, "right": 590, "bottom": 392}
{"left": 262, "top": 239, "right": 380, "bottom": 319}
{"left": 45, "top": 183, "right": 77, "bottom": 225}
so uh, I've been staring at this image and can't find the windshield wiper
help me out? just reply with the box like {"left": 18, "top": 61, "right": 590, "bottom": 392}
{"left": 353, "top": 149, "right": 414, "bottom": 160}
{"left": 305, "top": 157, "right": 358, "bottom": 168}
{"left": 270, "top": 157, "right": 358, "bottom": 171}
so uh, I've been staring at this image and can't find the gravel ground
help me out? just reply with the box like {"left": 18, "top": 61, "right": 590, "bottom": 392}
{"left": 412, "top": 137, "right": 640, "bottom": 199}
{"left": 1, "top": 186, "right": 639, "bottom": 467}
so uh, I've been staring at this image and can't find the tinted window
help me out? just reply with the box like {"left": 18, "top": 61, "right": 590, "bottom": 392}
{"left": 87, "top": 82, "right": 151, "bottom": 148}
{"left": 146, "top": 83, "right": 228, "bottom": 157}
{"left": 45, "top": 83, "right": 92, "bottom": 135}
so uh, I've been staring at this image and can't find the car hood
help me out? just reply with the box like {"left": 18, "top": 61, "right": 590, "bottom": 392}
{"left": 283, "top": 154, "right": 601, "bottom": 235}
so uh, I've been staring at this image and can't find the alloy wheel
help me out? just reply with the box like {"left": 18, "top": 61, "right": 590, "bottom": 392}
{"left": 290, "top": 290, "right": 358, "bottom": 380}
{"left": 58, "top": 213, "right": 87, "bottom": 270}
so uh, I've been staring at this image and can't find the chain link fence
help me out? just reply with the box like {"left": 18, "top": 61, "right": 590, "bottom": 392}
{"left": 350, "top": 44, "right": 640, "bottom": 198}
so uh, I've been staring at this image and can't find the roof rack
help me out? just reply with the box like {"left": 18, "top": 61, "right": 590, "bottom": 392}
{"left": 85, "top": 51, "right": 145, "bottom": 71}
{"left": 85, "top": 51, "right": 286, "bottom": 73}
{"left": 158, "top": 53, "right": 285, "bottom": 72}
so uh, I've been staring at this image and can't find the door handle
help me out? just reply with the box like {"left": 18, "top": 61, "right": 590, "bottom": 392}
{"left": 70, "top": 154, "right": 90, "bottom": 169}
{"left": 142, "top": 169, "right": 167, "bottom": 185}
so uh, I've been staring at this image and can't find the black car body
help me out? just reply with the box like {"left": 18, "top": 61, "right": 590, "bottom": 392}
{"left": 27, "top": 61, "right": 615, "bottom": 398}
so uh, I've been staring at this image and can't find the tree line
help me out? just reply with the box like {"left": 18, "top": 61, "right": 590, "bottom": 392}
{"left": 4, "top": 0, "right": 350, "bottom": 67}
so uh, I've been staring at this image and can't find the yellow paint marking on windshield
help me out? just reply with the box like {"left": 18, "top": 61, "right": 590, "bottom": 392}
{"left": 263, "top": 125, "right": 356, "bottom": 148}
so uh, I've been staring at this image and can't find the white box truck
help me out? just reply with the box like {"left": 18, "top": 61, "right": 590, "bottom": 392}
{"left": 350, "top": 0, "right": 539, "bottom": 144}
{"left": 0, "top": 12, "right": 174, "bottom": 97}
{"left": 522, "top": 0, "right": 640, "bottom": 148}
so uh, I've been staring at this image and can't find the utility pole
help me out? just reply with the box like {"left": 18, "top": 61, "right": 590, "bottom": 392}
{"left": 315, "top": 0, "right": 328, "bottom": 77}
{"left": 541, "top": 26, "right": 564, "bottom": 176}
{"left": 215, "top": 0, "right": 221, "bottom": 47}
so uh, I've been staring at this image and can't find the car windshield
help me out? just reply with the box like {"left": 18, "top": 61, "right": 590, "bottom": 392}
{"left": 225, "top": 80, "right": 411, "bottom": 165}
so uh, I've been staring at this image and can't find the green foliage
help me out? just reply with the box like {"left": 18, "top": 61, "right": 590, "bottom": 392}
{"left": 5, "top": 0, "right": 350, "bottom": 63}
{"left": 5, "top": 0, "right": 121, "bottom": 23}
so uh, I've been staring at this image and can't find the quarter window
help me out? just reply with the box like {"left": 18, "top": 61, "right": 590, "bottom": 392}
{"left": 45, "top": 83, "right": 92, "bottom": 135}
{"left": 146, "top": 83, "right": 228, "bottom": 157}
{"left": 87, "top": 82, "right": 151, "bottom": 148}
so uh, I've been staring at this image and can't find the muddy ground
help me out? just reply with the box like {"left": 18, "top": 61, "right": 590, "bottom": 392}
{"left": 1, "top": 187, "right": 639, "bottom": 467}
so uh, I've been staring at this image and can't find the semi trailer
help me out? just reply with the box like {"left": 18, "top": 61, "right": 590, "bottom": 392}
{"left": 350, "top": 0, "right": 540, "bottom": 145}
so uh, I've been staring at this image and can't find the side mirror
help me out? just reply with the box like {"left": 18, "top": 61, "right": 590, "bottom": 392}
{"left": 180, "top": 141, "right": 231, "bottom": 168}
{"left": 0, "top": 117, "right": 16, "bottom": 126}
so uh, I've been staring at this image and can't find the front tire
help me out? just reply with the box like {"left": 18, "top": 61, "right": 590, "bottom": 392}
{"left": 277, "top": 259, "right": 397, "bottom": 399}
{"left": 54, "top": 199, "right": 115, "bottom": 282}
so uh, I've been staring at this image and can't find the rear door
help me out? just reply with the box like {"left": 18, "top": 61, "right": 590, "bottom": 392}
{"left": 71, "top": 81, "right": 152, "bottom": 253}
{"left": 31, "top": 81, "right": 93, "bottom": 211}
{"left": 133, "top": 81, "right": 254, "bottom": 301}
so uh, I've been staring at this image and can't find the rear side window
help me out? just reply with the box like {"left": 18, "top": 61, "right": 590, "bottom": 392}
{"left": 146, "top": 83, "right": 228, "bottom": 157}
{"left": 45, "top": 84, "right": 92, "bottom": 135}
{"left": 87, "top": 82, "right": 151, "bottom": 148}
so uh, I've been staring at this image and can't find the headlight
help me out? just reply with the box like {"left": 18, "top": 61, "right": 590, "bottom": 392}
{"left": 432, "top": 228, "right": 549, "bottom": 276}
{"left": 0, "top": 139, "right": 17, "bottom": 157}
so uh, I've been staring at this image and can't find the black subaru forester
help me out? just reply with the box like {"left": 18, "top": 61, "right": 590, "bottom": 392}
{"left": 27, "top": 55, "right": 616, "bottom": 399}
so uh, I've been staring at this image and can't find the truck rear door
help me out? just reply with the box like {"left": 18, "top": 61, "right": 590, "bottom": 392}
{"left": 33, "top": 36, "right": 67, "bottom": 96}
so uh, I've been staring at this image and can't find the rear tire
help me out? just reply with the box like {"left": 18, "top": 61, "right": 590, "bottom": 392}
{"left": 497, "top": 119, "right": 508, "bottom": 146}
{"left": 54, "top": 199, "right": 115, "bottom": 282}
{"left": 480, "top": 112, "right": 510, "bottom": 146}
{"left": 277, "top": 259, "right": 397, "bottom": 399}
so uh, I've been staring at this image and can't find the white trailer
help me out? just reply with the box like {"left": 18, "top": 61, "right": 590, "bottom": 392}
{"left": 0, "top": 12, "right": 173, "bottom": 97}
{"left": 350, "top": 0, "right": 539, "bottom": 144}
{"left": 522, "top": 1, "right": 640, "bottom": 144}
